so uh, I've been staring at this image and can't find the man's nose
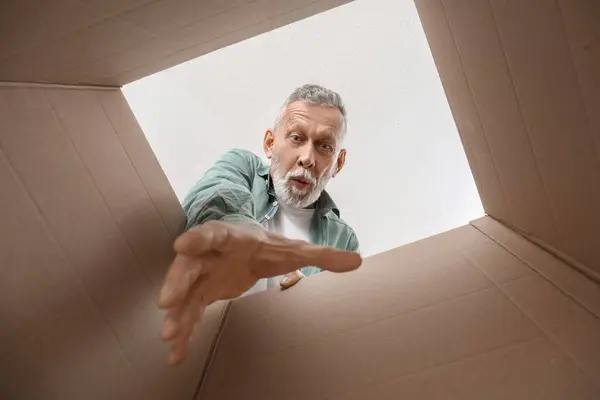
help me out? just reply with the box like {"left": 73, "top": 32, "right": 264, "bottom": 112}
{"left": 297, "top": 145, "right": 315, "bottom": 169}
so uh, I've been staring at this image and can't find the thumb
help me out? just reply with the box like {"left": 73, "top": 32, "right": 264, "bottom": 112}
{"left": 297, "top": 244, "right": 362, "bottom": 273}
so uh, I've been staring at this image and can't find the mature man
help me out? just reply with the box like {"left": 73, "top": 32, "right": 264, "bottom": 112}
{"left": 158, "top": 84, "right": 362, "bottom": 365}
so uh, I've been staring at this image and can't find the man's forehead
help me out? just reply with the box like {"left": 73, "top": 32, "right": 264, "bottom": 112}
{"left": 280, "top": 102, "right": 343, "bottom": 133}
{"left": 285, "top": 117, "right": 339, "bottom": 139}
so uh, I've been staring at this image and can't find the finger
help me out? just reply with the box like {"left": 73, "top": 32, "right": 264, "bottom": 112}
{"left": 174, "top": 222, "right": 228, "bottom": 257}
{"left": 280, "top": 270, "right": 305, "bottom": 289}
{"left": 161, "top": 305, "right": 184, "bottom": 341}
{"left": 168, "top": 304, "right": 206, "bottom": 365}
{"left": 161, "top": 272, "right": 209, "bottom": 339}
{"left": 257, "top": 246, "right": 361, "bottom": 278}
{"left": 296, "top": 245, "right": 362, "bottom": 273}
{"left": 168, "top": 299, "right": 207, "bottom": 365}
{"left": 169, "top": 339, "right": 189, "bottom": 365}
{"left": 166, "top": 275, "right": 210, "bottom": 364}
{"left": 158, "top": 255, "right": 204, "bottom": 309}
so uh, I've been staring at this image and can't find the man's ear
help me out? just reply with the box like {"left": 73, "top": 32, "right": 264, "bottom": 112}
{"left": 332, "top": 149, "right": 347, "bottom": 177}
{"left": 263, "top": 129, "right": 275, "bottom": 159}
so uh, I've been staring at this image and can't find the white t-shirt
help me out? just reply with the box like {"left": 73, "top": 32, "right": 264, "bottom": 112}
{"left": 244, "top": 203, "right": 314, "bottom": 294}
{"left": 265, "top": 203, "right": 314, "bottom": 289}
{"left": 268, "top": 203, "right": 314, "bottom": 241}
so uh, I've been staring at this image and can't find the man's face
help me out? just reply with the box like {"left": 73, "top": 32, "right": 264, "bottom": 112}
{"left": 263, "top": 100, "right": 346, "bottom": 208}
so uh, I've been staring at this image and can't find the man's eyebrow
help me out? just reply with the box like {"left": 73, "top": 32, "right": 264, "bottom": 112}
{"left": 285, "top": 120, "right": 305, "bottom": 131}
{"left": 315, "top": 128, "right": 336, "bottom": 139}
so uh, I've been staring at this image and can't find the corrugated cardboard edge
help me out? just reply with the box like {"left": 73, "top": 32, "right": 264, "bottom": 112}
{"left": 522, "top": 232, "right": 600, "bottom": 285}
{"left": 0, "top": 81, "right": 119, "bottom": 91}
{"left": 193, "top": 300, "right": 233, "bottom": 400}
{"left": 471, "top": 216, "right": 600, "bottom": 320}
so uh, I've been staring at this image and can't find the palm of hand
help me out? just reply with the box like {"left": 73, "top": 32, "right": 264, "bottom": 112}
{"left": 157, "top": 220, "right": 362, "bottom": 365}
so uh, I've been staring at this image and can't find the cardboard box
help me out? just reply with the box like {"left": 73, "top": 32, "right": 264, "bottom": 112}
{"left": 0, "top": 0, "right": 598, "bottom": 399}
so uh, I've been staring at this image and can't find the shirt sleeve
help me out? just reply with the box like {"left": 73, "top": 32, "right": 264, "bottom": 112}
{"left": 182, "top": 149, "right": 263, "bottom": 230}
{"left": 346, "top": 230, "right": 361, "bottom": 254}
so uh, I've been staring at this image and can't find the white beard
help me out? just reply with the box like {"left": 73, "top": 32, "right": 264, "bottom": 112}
{"left": 271, "top": 154, "right": 332, "bottom": 209}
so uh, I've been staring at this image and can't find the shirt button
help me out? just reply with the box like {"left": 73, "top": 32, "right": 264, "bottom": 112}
{"left": 273, "top": 201, "right": 278, "bottom": 206}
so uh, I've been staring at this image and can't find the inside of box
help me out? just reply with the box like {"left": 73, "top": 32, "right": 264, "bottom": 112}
{"left": 0, "top": 0, "right": 354, "bottom": 86}
{"left": 198, "top": 218, "right": 600, "bottom": 399}
{"left": 416, "top": 0, "right": 600, "bottom": 279}
{"left": 1, "top": 0, "right": 599, "bottom": 399}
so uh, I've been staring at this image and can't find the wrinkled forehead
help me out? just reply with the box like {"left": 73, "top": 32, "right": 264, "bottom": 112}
{"left": 276, "top": 101, "right": 346, "bottom": 139}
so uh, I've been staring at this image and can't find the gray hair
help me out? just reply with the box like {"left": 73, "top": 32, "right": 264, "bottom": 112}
{"left": 276, "top": 84, "right": 347, "bottom": 137}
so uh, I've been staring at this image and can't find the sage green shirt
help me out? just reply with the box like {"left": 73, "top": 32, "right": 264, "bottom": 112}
{"left": 182, "top": 148, "right": 360, "bottom": 277}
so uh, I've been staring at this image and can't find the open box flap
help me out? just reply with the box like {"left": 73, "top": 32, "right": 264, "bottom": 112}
{"left": 196, "top": 218, "right": 600, "bottom": 399}
{"left": 415, "top": 0, "right": 600, "bottom": 276}
{"left": 0, "top": 0, "right": 354, "bottom": 86}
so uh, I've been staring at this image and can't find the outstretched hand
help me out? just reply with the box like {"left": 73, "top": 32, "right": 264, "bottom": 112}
{"left": 157, "top": 220, "right": 362, "bottom": 365}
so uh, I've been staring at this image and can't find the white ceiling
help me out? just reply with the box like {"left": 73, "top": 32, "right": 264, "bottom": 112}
{"left": 124, "top": 0, "right": 484, "bottom": 256}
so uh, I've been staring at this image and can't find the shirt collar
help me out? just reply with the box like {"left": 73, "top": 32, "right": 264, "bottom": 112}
{"left": 258, "top": 162, "right": 340, "bottom": 217}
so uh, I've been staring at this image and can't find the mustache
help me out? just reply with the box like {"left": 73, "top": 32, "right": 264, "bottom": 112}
{"left": 285, "top": 168, "right": 317, "bottom": 185}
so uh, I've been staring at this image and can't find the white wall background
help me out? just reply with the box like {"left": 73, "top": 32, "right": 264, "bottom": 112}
{"left": 123, "top": 0, "right": 484, "bottom": 257}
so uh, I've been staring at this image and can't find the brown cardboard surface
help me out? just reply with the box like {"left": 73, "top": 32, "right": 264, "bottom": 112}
{"left": 412, "top": 0, "right": 511, "bottom": 225}
{"left": 2, "top": 1, "right": 600, "bottom": 399}
{"left": 339, "top": 337, "right": 600, "bottom": 400}
{"left": 0, "top": 0, "right": 353, "bottom": 86}
{"left": 415, "top": 0, "right": 600, "bottom": 275}
{"left": 559, "top": 0, "right": 600, "bottom": 163}
{"left": 472, "top": 217, "right": 600, "bottom": 319}
{"left": 0, "top": 85, "right": 226, "bottom": 399}
{"left": 197, "top": 224, "right": 600, "bottom": 399}
{"left": 95, "top": 90, "right": 184, "bottom": 239}
{"left": 472, "top": 217, "right": 600, "bottom": 384}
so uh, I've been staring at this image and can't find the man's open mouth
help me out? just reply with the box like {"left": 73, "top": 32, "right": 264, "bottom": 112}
{"left": 290, "top": 177, "right": 312, "bottom": 189}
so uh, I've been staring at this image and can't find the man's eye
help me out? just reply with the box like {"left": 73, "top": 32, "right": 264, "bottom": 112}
{"left": 290, "top": 134, "right": 301, "bottom": 142}
{"left": 321, "top": 143, "right": 333, "bottom": 152}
